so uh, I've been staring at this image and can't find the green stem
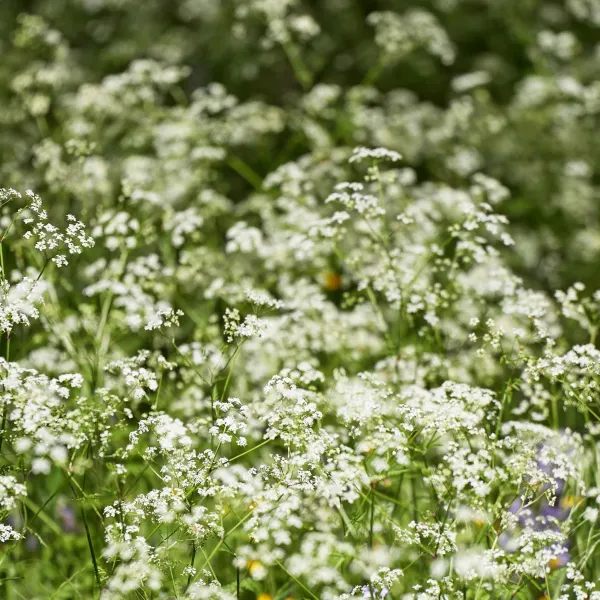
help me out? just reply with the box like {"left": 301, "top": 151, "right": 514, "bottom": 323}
{"left": 184, "top": 541, "right": 196, "bottom": 591}
{"left": 274, "top": 559, "right": 319, "bottom": 600}
{"left": 281, "top": 41, "right": 313, "bottom": 90}
{"left": 227, "top": 156, "right": 263, "bottom": 191}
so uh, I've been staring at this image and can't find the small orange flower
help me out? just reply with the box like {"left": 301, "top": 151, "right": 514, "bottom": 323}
{"left": 548, "top": 557, "right": 561, "bottom": 570}
{"left": 322, "top": 271, "right": 342, "bottom": 291}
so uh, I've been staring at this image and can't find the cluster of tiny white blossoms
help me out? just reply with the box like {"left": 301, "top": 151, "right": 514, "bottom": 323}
{"left": 18, "top": 190, "right": 95, "bottom": 268}
{"left": 3, "top": 1, "right": 600, "bottom": 599}
{"left": 367, "top": 10, "right": 456, "bottom": 65}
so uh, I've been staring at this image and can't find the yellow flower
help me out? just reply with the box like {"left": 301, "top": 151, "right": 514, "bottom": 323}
{"left": 257, "top": 595, "right": 272, "bottom": 600}
{"left": 560, "top": 495, "right": 581, "bottom": 509}
{"left": 247, "top": 560, "right": 266, "bottom": 579}
{"left": 247, "top": 559, "right": 260, "bottom": 572}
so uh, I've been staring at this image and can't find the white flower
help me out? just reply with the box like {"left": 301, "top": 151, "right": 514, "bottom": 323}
{"left": 32, "top": 457, "right": 51, "bottom": 474}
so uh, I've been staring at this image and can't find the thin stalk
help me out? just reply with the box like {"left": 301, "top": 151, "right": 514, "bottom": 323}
{"left": 274, "top": 559, "right": 319, "bottom": 600}
{"left": 184, "top": 541, "right": 196, "bottom": 591}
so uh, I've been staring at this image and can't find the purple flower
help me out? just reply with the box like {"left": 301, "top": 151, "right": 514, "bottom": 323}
{"left": 57, "top": 503, "right": 78, "bottom": 534}
{"left": 362, "top": 586, "right": 389, "bottom": 599}
{"left": 26, "top": 534, "right": 38, "bottom": 552}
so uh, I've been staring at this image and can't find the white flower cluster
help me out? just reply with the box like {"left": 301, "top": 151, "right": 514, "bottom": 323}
{"left": 368, "top": 10, "right": 456, "bottom": 65}
{"left": 21, "top": 191, "right": 94, "bottom": 267}
{"left": 3, "top": 2, "right": 600, "bottom": 598}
